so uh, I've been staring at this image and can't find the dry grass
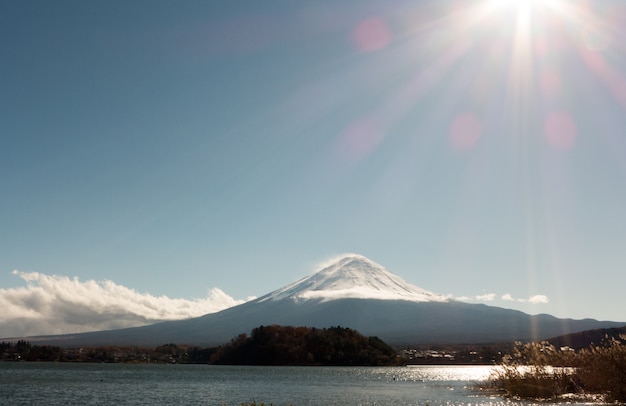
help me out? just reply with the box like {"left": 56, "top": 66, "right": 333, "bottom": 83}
{"left": 489, "top": 338, "right": 626, "bottom": 402}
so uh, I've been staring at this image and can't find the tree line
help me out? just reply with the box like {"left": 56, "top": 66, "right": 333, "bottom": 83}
{"left": 1, "top": 325, "right": 400, "bottom": 366}
{"left": 0, "top": 340, "right": 216, "bottom": 363}
{"left": 0, "top": 325, "right": 402, "bottom": 366}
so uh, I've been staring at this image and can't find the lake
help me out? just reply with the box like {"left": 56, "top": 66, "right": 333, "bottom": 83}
{"left": 0, "top": 363, "right": 596, "bottom": 405}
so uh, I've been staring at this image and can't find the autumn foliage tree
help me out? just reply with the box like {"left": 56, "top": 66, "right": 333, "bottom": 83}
{"left": 210, "top": 325, "right": 400, "bottom": 366}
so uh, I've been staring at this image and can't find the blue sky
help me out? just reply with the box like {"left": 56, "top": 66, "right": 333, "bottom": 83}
{"left": 2, "top": 0, "right": 626, "bottom": 336}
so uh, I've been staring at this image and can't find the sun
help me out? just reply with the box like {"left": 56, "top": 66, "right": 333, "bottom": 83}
{"left": 500, "top": 0, "right": 543, "bottom": 8}
{"left": 475, "top": 0, "right": 569, "bottom": 46}
{"left": 485, "top": 0, "right": 565, "bottom": 16}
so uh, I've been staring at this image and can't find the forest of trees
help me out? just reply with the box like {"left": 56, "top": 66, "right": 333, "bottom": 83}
{"left": 210, "top": 325, "right": 401, "bottom": 366}
{"left": 1, "top": 326, "right": 399, "bottom": 366}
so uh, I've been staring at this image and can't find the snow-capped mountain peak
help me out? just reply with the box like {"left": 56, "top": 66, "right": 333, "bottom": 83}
{"left": 258, "top": 254, "right": 448, "bottom": 303}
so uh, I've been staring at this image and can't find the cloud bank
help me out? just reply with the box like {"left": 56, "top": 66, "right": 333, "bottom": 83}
{"left": 452, "top": 292, "right": 550, "bottom": 305}
{"left": 0, "top": 271, "right": 250, "bottom": 338}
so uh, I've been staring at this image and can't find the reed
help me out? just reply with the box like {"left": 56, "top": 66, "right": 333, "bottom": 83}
{"left": 489, "top": 338, "right": 626, "bottom": 402}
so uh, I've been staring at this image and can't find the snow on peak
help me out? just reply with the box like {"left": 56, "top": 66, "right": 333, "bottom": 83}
{"left": 258, "top": 254, "right": 448, "bottom": 303}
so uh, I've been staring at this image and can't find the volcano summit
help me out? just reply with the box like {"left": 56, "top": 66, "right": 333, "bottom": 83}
{"left": 258, "top": 254, "right": 447, "bottom": 303}
{"left": 11, "top": 254, "right": 624, "bottom": 347}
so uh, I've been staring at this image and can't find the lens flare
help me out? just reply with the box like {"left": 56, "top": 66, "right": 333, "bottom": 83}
{"left": 544, "top": 112, "right": 577, "bottom": 150}
{"left": 449, "top": 113, "right": 483, "bottom": 150}
{"left": 338, "top": 117, "right": 385, "bottom": 162}
{"left": 351, "top": 18, "right": 392, "bottom": 52}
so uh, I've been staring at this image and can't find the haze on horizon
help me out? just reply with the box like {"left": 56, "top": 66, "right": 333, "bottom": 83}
{"left": 2, "top": 0, "right": 626, "bottom": 337}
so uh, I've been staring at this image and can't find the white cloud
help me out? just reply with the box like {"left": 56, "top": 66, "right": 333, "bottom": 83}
{"left": 528, "top": 294, "right": 550, "bottom": 304}
{"left": 453, "top": 295, "right": 471, "bottom": 301}
{"left": 0, "top": 270, "right": 249, "bottom": 338}
{"left": 475, "top": 293, "right": 496, "bottom": 301}
{"left": 500, "top": 293, "right": 550, "bottom": 304}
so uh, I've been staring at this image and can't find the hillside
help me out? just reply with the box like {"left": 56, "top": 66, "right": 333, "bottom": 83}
{"left": 547, "top": 325, "right": 626, "bottom": 349}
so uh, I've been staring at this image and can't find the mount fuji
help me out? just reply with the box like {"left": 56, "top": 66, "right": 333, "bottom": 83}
{"left": 14, "top": 254, "right": 624, "bottom": 347}
{"left": 257, "top": 254, "right": 447, "bottom": 304}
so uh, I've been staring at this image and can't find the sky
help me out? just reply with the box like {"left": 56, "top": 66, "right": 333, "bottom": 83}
{"left": 2, "top": 0, "right": 626, "bottom": 337}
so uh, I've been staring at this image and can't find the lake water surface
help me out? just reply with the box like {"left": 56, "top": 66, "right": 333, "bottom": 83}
{"left": 0, "top": 363, "right": 597, "bottom": 405}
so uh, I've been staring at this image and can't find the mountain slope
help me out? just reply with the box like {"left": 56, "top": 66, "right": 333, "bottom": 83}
{"left": 546, "top": 326, "right": 626, "bottom": 349}
{"left": 12, "top": 254, "right": 626, "bottom": 347}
